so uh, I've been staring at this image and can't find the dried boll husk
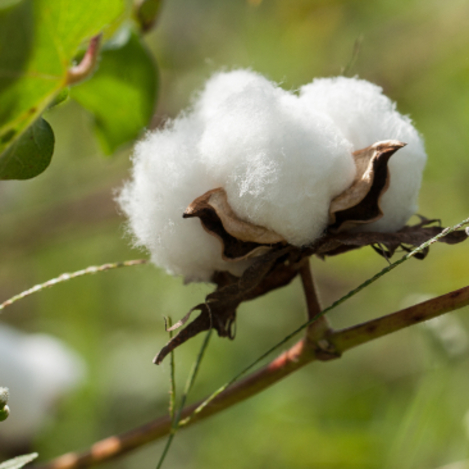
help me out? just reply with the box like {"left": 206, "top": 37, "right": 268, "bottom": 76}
{"left": 184, "top": 188, "right": 286, "bottom": 261}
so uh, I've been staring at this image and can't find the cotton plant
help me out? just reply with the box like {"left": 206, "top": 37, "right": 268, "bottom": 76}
{"left": 118, "top": 70, "right": 461, "bottom": 363}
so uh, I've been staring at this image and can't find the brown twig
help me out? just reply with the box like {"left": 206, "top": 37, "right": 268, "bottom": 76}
{"left": 66, "top": 34, "right": 102, "bottom": 86}
{"left": 34, "top": 284, "right": 469, "bottom": 469}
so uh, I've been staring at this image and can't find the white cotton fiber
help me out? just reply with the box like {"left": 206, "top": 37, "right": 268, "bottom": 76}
{"left": 118, "top": 70, "right": 426, "bottom": 282}
{"left": 119, "top": 115, "right": 252, "bottom": 282}
{"left": 300, "top": 77, "right": 427, "bottom": 232}
{"left": 197, "top": 71, "right": 355, "bottom": 246}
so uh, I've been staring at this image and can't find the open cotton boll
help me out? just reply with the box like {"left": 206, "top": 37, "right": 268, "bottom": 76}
{"left": 0, "top": 325, "right": 85, "bottom": 446}
{"left": 300, "top": 77, "right": 427, "bottom": 232}
{"left": 198, "top": 73, "right": 356, "bottom": 245}
{"left": 118, "top": 115, "right": 251, "bottom": 282}
{"left": 119, "top": 70, "right": 426, "bottom": 282}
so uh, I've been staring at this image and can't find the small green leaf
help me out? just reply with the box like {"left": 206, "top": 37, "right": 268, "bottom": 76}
{"left": 71, "top": 30, "right": 158, "bottom": 155}
{"left": 0, "top": 0, "right": 125, "bottom": 178}
{"left": 0, "top": 453, "right": 38, "bottom": 469}
{"left": 0, "top": 406, "right": 9, "bottom": 421}
{"left": 0, "top": 117, "right": 54, "bottom": 180}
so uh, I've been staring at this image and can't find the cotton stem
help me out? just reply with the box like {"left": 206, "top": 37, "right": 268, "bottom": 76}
{"left": 298, "top": 259, "right": 330, "bottom": 342}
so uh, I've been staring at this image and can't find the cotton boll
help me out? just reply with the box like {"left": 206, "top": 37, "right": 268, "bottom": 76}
{"left": 198, "top": 71, "right": 356, "bottom": 245}
{"left": 0, "top": 325, "right": 86, "bottom": 447}
{"left": 119, "top": 70, "right": 426, "bottom": 281}
{"left": 300, "top": 77, "right": 427, "bottom": 232}
{"left": 118, "top": 115, "right": 250, "bottom": 282}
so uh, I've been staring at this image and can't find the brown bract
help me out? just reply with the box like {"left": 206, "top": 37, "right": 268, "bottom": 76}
{"left": 329, "top": 140, "right": 405, "bottom": 232}
{"left": 154, "top": 141, "right": 468, "bottom": 364}
{"left": 183, "top": 188, "right": 286, "bottom": 261}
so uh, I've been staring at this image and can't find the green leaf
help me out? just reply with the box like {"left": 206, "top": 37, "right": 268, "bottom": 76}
{"left": 0, "top": 0, "right": 125, "bottom": 178}
{"left": 0, "top": 117, "right": 54, "bottom": 179}
{"left": 0, "top": 453, "right": 38, "bottom": 469}
{"left": 0, "top": 407, "right": 9, "bottom": 421}
{"left": 71, "top": 30, "right": 158, "bottom": 155}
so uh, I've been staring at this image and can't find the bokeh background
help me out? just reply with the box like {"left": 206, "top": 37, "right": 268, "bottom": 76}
{"left": 1, "top": 0, "right": 469, "bottom": 467}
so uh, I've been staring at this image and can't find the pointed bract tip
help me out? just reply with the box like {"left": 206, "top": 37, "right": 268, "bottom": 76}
{"left": 372, "top": 139, "right": 406, "bottom": 151}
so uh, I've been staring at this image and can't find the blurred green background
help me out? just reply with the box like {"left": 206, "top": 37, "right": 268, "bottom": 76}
{"left": 1, "top": 0, "right": 469, "bottom": 467}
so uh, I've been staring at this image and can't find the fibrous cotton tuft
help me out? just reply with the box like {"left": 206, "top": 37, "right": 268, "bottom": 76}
{"left": 118, "top": 70, "right": 426, "bottom": 282}
{"left": 300, "top": 77, "right": 427, "bottom": 232}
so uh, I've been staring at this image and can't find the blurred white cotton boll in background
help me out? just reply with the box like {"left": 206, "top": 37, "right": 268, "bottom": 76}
{"left": 423, "top": 315, "right": 469, "bottom": 358}
{"left": 300, "top": 77, "right": 427, "bottom": 233}
{"left": 0, "top": 325, "right": 86, "bottom": 447}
